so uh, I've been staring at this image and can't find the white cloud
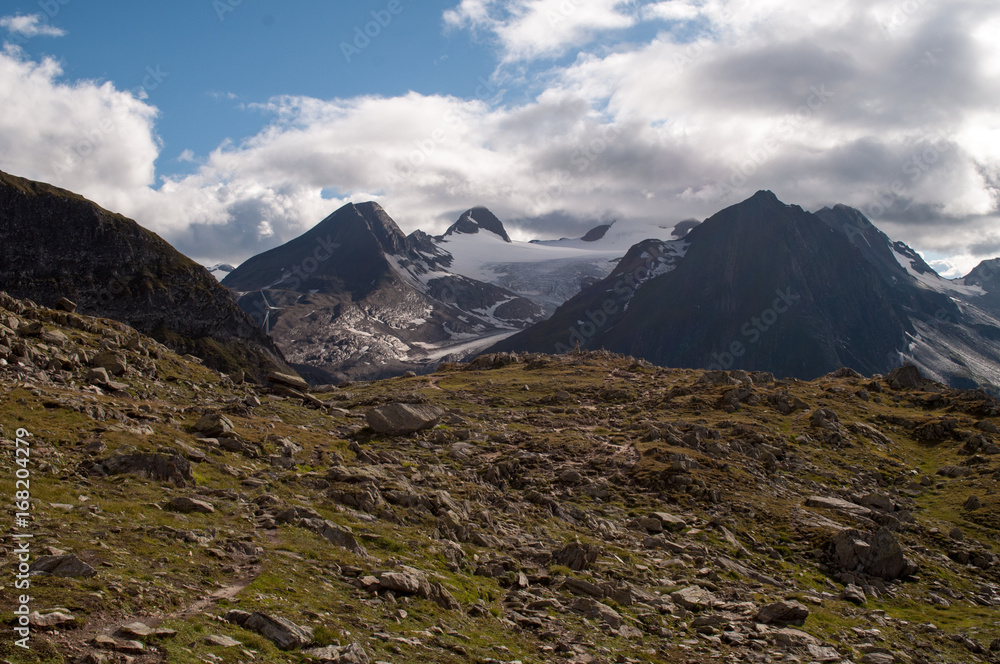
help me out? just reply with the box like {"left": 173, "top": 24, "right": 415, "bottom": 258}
{"left": 444, "top": 0, "right": 637, "bottom": 61}
{"left": 0, "top": 0, "right": 999, "bottom": 273}
{"left": 0, "top": 14, "right": 66, "bottom": 38}
{"left": 0, "top": 47, "right": 159, "bottom": 208}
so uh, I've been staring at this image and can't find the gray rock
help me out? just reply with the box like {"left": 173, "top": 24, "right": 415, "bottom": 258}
{"left": 551, "top": 541, "right": 600, "bottom": 571}
{"left": 755, "top": 600, "right": 809, "bottom": 625}
{"left": 831, "top": 528, "right": 918, "bottom": 580}
{"left": 366, "top": 403, "right": 444, "bottom": 435}
{"left": 29, "top": 611, "right": 76, "bottom": 628}
{"left": 886, "top": 364, "right": 923, "bottom": 390}
{"left": 860, "top": 654, "right": 895, "bottom": 664}
{"left": 241, "top": 612, "right": 314, "bottom": 650}
{"left": 963, "top": 495, "right": 983, "bottom": 510}
{"left": 87, "top": 367, "right": 111, "bottom": 385}
{"left": 30, "top": 554, "right": 96, "bottom": 578}
{"left": 648, "top": 511, "right": 687, "bottom": 531}
{"left": 670, "top": 586, "right": 715, "bottom": 611}
{"left": 267, "top": 371, "right": 311, "bottom": 392}
{"left": 379, "top": 571, "right": 424, "bottom": 595}
{"left": 806, "top": 495, "right": 871, "bottom": 517}
{"left": 167, "top": 496, "right": 215, "bottom": 514}
{"left": 303, "top": 643, "right": 370, "bottom": 663}
{"left": 568, "top": 597, "right": 623, "bottom": 628}
{"left": 92, "top": 351, "right": 127, "bottom": 376}
{"left": 54, "top": 297, "right": 78, "bottom": 312}
{"left": 118, "top": 622, "right": 153, "bottom": 638}
{"left": 806, "top": 644, "right": 842, "bottom": 662}
{"left": 841, "top": 584, "right": 867, "bottom": 604}
{"left": 193, "top": 413, "right": 235, "bottom": 438}
{"left": 84, "top": 452, "right": 193, "bottom": 487}
{"left": 205, "top": 635, "right": 242, "bottom": 647}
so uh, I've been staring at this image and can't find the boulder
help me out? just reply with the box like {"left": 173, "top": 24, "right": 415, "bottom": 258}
{"left": 366, "top": 403, "right": 444, "bottom": 435}
{"left": 54, "top": 297, "right": 78, "bottom": 312}
{"left": 648, "top": 511, "right": 687, "bottom": 531}
{"left": 84, "top": 452, "right": 193, "bottom": 487}
{"left": 240, "top": 612, "right": 314, "bottom": 651}
{"left": 831, "top": 527, "right": 918, "bottom": 580}
{"left": 551, "top": 541, "right": 600, "bottom": 571}
{"left": 568, "top": 597, "right": 623, "bottom": 628}
{"left": 30, "top": 554, "right": 96, "bottom": 578}
{"left": 963, "top": 495, "right": 983, "bottom": 510}
{"left": 670, "top": 586, "right": 715, "bottom": 611}
{"left": 303, "top": 643, "right": 370, "bottom": 664}
{"left": 167, "top": 496, "right": 215, "bottom": 514}
{"left": 886, "top": 365, "right": 923, "bottom": 390}
{"left": 806, "top": 495, "right": 871, "bottom": 518}
{"left": 841, "top": 584, "right": 867, "bottom": 604}
{"left": 755, "top": 600, "right": 809, "bottom": 625}
{"left": 29, "top": 611, "right": 76, "bottom": 628}
{"left": 267, "top": 371, "right": 311, "bottom": 391}
{"left": 193, "top": 413, "right": 235, "bottom": 438}
{"left": 92, "top": 351, "right": 127, "bottom": 376}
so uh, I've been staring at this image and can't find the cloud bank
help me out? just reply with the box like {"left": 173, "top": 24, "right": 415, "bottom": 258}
{"left": 0, "top": 0, "right": 997, "bottom": 277}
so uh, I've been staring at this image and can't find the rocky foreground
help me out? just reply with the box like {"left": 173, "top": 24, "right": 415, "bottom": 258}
{"left": 0, "top": 291, "right": 998, "bottom": 664}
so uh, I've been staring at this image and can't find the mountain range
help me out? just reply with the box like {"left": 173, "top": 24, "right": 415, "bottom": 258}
{"left": 2, "top": 170, "right": 999, "bottom": 391}
{"left": 492, "top": 191, "right": 1000, "bottom": 391}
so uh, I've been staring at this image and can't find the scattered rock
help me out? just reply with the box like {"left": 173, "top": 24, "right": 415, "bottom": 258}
{"left": 551, "top": 541, "right": 600, "bottom": 571}
{"left": 303, "top": 643, "right": 370, "bottom": 663}
{"left": 647, "top": 511, "right": 687, "bottom": 531}
{"left": 82, "top": 452, "right": 193, "bottom": 487}
{"left": 568, "top": 597, "right": 623, "bottom": 628}
{"left": 167, "top": 496, "right": 215, "bottom": 514}
{"left": 831, "top": 528, "right": 918, "bottom": 580}
{"left": 841, "top": 584, "right": 867, "bottom": 604}
{"left": 366, "top": 403, "right": 445, "bottom": 435}
{"left": 193, "top": 412, "right": 235, "bottom": 438}
{"left": 755, "top": 600, "right": 809, "bottom": 625}
{"left": 963, "top": 495, "right": 983, "bottom": 510}
{"left": 29, "top": 554, "right": 96, "bottom": 578}
{"left": 29, "top": 610, "right": 76, "bottom": 628}
{"left": 670, "top": 586, "right": 715, "bottom": 611}
{"left": 886, "top": 364, "right": 923, "bottom": 390}
{"left": 238, "top": 612, "right": 314, "bottom": 651}
{"left": 54, "top": 297, "right": 78, "bottom": 312}
{"left": 267, "top": 371, "right": 311, "bottom": 392}
{"left": 205, "top": 634, "right": 242, "bottom": 647}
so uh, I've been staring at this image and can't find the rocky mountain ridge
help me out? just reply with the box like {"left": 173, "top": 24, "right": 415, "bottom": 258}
{"left": 1, "top": 290, "right": 998, "bottom": 664}
{"left": 491, "top": 191, "right": 1000, "bottom": 392}
{"left": 0, "top": 170, "right": 291, "bottom": 382}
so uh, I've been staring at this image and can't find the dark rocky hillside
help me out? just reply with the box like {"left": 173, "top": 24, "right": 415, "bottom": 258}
{"left": 0, "top": 170, "right": 291, "bottom": 382}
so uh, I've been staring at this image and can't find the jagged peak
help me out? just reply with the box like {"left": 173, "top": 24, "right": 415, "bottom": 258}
{"left": 443, "top": 206, "right": 512, "bottom": 243}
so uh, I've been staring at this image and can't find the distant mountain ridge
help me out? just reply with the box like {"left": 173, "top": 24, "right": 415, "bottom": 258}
{"left": 0, "top": 170, "right": 292, "bottom": 381}
{"left": 222, "top": 202, "right": 545, "bottom": 382}
{"left": 490, "top": 191, "right": 1000, "bottom": 391}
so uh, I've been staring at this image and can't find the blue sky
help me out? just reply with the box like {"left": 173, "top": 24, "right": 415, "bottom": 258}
{"left": 1, "top": 0, "right": 998, "bottom": 275}
{"left": 5, "top": 0, "right": 500, "bottom": 176}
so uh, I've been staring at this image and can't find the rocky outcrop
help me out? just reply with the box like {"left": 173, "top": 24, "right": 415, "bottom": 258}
{"left": 831, "top": 528, "right": 919, "bottom": 580}
{"left": 0, "top": 169, "right": 292, "bottom": 381}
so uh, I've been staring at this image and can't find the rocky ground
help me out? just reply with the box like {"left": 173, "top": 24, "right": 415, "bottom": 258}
{"left": 0, "top": 290, "right": 998, "bottom": 664}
